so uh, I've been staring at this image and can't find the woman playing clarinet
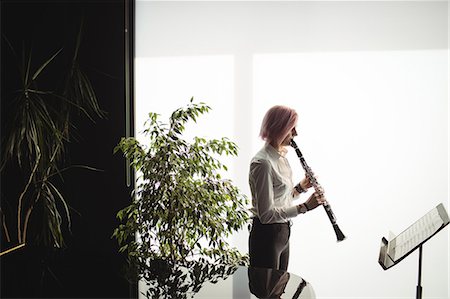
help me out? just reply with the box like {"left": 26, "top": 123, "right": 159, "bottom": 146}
{"left": 248, "top": 105, "right": 326, "bottom": 271}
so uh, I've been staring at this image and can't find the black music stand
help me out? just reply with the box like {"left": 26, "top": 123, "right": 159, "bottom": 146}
{"left": 378, "top": 203, "right": 449, "bottom": 299}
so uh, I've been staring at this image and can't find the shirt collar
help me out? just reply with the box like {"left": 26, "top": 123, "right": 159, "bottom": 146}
{"left": 264, "top": 143, "right": 287, "bottom": 158}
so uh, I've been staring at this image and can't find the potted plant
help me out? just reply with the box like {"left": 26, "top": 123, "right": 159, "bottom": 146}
{"left": 0, "top": 20, "right": 105, "bottom": 251}
{"left": 113, "top": 100, "right": 249, "bottom": 288}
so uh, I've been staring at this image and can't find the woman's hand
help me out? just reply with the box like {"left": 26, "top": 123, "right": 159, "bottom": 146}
{"left": 304, "top": 192, "right": 327, "bottom": 211}
{"left": 299, "top": 174, "right": 313, "bottom": 190}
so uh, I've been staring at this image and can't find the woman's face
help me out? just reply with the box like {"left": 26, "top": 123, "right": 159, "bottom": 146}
{"left": 280, "top": 127, "right": 298, "bottom": 147}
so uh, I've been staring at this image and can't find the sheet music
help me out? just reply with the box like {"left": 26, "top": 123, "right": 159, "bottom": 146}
{"left": 389, "top": 207, "right": 444, "bottom": 262}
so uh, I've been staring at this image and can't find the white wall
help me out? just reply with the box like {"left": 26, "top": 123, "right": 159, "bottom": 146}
{"left": 135, "top": 1, "right": 449, "bottom": 298}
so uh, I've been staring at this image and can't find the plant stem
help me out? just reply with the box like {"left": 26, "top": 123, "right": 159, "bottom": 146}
{"left": 22, "top": 206, "right": 34, "bottom": 243}
{"left": 184, "top": 235, "right": 203, "bottom": 261}
{"left": 17, "top": 150, "right": 41, "bottom": 243}
{"left": 1, "top": 208, "right": 11, "bottom": 243}
{"left": 22, "top": 142, "right": 61, "bottom": 243}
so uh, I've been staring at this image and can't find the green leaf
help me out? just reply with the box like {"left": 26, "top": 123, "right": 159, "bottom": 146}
{"left": 31, "top": 48, "right": 63, "bottom": 81}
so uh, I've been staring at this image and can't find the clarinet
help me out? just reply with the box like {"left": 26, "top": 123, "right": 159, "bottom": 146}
{"left": 290, "top": 139, "right": 346, "bottom": 242}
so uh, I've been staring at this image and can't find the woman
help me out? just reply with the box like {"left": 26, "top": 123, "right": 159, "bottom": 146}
{"left": 248, "top": 105, "right": 326, "bottom": 271}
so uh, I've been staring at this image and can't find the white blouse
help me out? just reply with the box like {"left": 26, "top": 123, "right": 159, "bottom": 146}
{"left": 249, "top": 143, "right": 300, "bottom": 224}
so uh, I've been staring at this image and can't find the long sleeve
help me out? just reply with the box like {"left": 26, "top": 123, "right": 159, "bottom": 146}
{"left": 250, "top": 159, "right": 299, "bottom": 224}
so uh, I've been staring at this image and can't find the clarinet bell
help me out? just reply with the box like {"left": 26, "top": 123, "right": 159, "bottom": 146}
{"left": 333, "top": 224, "right": 346, "bottom": 242}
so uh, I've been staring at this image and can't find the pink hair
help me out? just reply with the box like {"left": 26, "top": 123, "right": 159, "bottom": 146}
{"left": 260, "top": 105, "right": 298, "bottom": 147}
